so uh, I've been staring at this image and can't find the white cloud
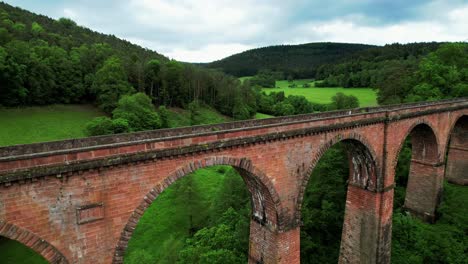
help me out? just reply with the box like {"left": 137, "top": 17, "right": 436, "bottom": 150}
{"left": 166, "top": 43, "right": 254, "bottom": 62}
{"left": 294, "top": 5, "right": 468, "bottom": 45}
{"left": 11, "top": 0, "right": 467, "bottom": 63}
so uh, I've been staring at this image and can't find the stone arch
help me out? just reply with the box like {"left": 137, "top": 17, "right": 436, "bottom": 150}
{"left": 112, "top": 156, "right": 282, "bottom": 263}
{"left": 391, "top": 120, "right": 441, "bottom": 172}
{"left": 296, "top": 132, "right": 382, "bottom": 263}
{"left": 297, "top": 132, "right": 380, "bottom": 214}
{"left": 394, "top": 121, "right": 442, "bottom": 221}
{"left": 445, "top": 114, "right": 468, "bottom": 185}
{"left": 0, "top": 221, "right": 68, "bottom": 264}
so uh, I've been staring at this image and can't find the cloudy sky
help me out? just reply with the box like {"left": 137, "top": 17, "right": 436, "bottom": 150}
{"left": 4, "top": 0, "right": 468, "bottom": 62}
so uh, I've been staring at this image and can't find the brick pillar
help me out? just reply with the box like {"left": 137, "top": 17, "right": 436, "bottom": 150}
{"left": 404, "top": 160, "right": 445, "bottom": 222}
{"left": 446, "top": 116, "right": 468, "bottom": 185}
{"left": 446, "top": 146, "right": 468, "bottom": 185}
{"left": 248, "top": 220, "right": 300, "bottom": 264}
{"left": 339, "top": 185, "right": 393, "bottom": 264}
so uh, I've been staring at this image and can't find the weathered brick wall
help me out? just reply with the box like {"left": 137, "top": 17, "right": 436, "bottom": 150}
{"left": 0, "top": 99, "right": 466, "bottom": 263}
{"left": 446, "top": 115, "right": 468, "bottom": 185}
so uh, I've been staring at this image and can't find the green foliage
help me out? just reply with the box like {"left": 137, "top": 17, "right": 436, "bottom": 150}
{"left": 0, "top": 105, "right": 103, "bottom": 146}
{"left": 261, "top": 79, "right": 377, "bottom": 106}
{"left": 392, "top": 184, "right": 468, "bottom": 264}
{"left": 249, "top": 69, "right": 284, "bottom": 87}
{"left": 206, "top": 42, "right": 374, "bottom": 78}
{"left": 111, "top": 118, "right": 130, "bottom": 134}
{"left": 158, "top": 105, "right": 170, "bottom": 128}
{"left": 301, "top": 144, "right": 349, "bottom": 263}
{"left": 92, "top": 56, "right": 135, "bottom": 113}
{"left": 331, "top": 92, "right": 359, "bottom": 109}
{"left": 0, "top": 2, "right": 257, "bottom": 120}
{"left": 125, "top": 249, "right": 154, "bottom": 264}
{"left": 392, "top": 131, "right": 468, "bottom": 263}
{"left": 124, "top": 166, "right": 250, "bottom": 264}
{"left": 85, "top": 116, "right": 114, "bottom": 136}
{"left": 0, "top": 237, "right": 48, "bottom": 264}
{"left": 405, "top": 43, "right": 468, "bottom": 102}
{"left": 30, "top": 21, "right": 44, "bottom": 35}
{"left": 113, "top": 93, "right": 161, "bottom": 131}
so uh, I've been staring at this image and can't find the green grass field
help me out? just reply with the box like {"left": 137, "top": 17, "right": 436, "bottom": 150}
{"left": 0, "top": 105, "right": 105, "bottom": 147}
{"left": 255, "top": 112, "right": 274, "bottom": 119}
{"left": 262, "top": 79, "right": 378, "bottom": 107}
{"left": 167, "top": 106, "right": 231, "bottom": 127}
{"left": 125, "top": 166, "right": 242, "bottom": 263}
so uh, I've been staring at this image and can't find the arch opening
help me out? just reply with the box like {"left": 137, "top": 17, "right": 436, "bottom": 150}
{"left": 392, "top": 119, "right": 468, "bottom": 264}
{"left": 394, "top": 123, "right": 441, "bottom": 221}
{"left": 0, "top": 236, "right": 49, "bottom": 264}
{"left": 0, "top": 221, "right": 68, "bottom": 264}
{"left": 445, "top": 115, "right": 468, "bottom": 185}
{"left": 116, "top": 158, "right": 280, "bottom": 264}
{"left": 299, "top": 137, "right": 378, "bottom": 264}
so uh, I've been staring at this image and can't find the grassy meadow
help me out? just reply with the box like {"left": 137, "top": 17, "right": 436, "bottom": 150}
{"left": 167, "top": 106, "right": 231, "bottom": 127}
{"left": 255, "top": 112, "right": 274, "bottom": 119}
{"left": 0, "top": 105, "right": 104, "bottom": 147}
{"left": 261, "top": 79, "right": 378, "bottom": 107}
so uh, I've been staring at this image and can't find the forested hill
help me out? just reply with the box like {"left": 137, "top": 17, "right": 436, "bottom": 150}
{"left": 204, "top": 42, "right": 376, "bottom": 78}
{"left": 0, "top": 2, "right": 167, "bottom": 62}
{"left": 0, "top": 2, "right": 258, "bottom": 122}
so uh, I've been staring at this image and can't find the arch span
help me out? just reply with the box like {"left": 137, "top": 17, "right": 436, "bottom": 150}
{"left": 0, "top": 221, "right": 68, "bottom": 264}
{"left": 112, "top": 156, "right": 283, "bottom": 263}
{"left": 395, "top": 122, "right": 442, "bottom": 221}
{"left": 297, "top": 133, "right": 383, "bottom": 263}
{"left": 297, "top": 132, "right": 380, "bottom": 211}
{"left": 391, "top": 121, "right": 442, "bottom": 172}
{"left": 445, "top": 115, "right": 468, "bottom": 185}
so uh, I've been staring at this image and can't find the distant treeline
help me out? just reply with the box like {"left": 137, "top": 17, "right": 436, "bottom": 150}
{"left": 315, "top": 42, "right": 468, "bottom": 104}
{"left": 0, "top": 2, "right": 256, "bottom": 120}
{"left": 205, "top": 42, "right": 375, "bottom": 78}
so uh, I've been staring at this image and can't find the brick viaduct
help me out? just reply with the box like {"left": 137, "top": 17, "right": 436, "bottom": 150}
{"left": 0, "top": 99, "right": 467, "bottom": 264}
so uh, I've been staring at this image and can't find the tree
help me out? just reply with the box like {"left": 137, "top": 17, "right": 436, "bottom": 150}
{"left": 85, "top": 117, "right": 114, "bottom": 136}
{"left": 144, "top": 59, "right": 161, "bottom": 99}
{"left": 331, "top": 92, "right": 359, "bottom": 109}
{"left": 406, "top": 43, "right": 468, "bottom": 102}
{"left": 92, "top": 56, "right": 134, "bottom": 113}
{"left": 112, "top": 93, "right": 161, "bottom": 131}
{"left": 31, "top": 22, "right": 44, "bottom": 36}
{"left": 158, "top": 105, "right": 170, "bottom": 128}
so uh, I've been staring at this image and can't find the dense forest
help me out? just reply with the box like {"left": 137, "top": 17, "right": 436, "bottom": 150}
{"left": 204, "top": 42, "right": 375, "bottom": 78}
{"left": 0, "top": 2, "right": 257, "bottom": 122}
{"left": 315, "top": 42, "right": 468, "bottom": 104}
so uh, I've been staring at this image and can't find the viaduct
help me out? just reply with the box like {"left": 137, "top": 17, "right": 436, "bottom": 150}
{"left": 0, "top": 99, "right": 467, "bottom": 264}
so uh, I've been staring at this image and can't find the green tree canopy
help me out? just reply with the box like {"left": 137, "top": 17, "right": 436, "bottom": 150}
{"left": 92, "top": 56, "right": 134, "bottom": 113}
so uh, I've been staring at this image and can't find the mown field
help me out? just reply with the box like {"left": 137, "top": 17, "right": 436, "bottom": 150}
{"left": 0, "top": 105, "right": 104, "bottom": 147}
{"left": 261, "top": 79, "right": 378, "bottom": 107}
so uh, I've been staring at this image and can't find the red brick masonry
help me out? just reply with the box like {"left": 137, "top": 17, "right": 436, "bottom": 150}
{"left": 0, "top": 99, "right": 466, "bottom": 264}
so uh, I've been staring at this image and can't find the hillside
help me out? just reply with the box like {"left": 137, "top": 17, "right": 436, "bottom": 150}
{"left": 0, "top": 2, "right": 257, "bottom": 120}
{"left": 204, "top": 42, "right": 376, "bottom": 78}
{"left": 0, "top": 2, "right": 167, "bottom": 62}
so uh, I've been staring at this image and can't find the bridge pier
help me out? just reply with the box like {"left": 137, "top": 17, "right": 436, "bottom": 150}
{"left": 248, "top": 220, "right": 300, "bottom": 264}
{"left": 404, "top": 160, "right": 445, "bottom": 222}
{"left": 446, "top": 116, "right": 468, "bottom": 185}
{"left": 339, "top": 185, "right": 393, "bottom": 264}
{"left": 446, "top": 146, "right": 468, "bottom": 185}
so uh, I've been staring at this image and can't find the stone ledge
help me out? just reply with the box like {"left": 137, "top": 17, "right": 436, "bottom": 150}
{"left": 1, "top": 98, "right": 466, "bottom": 160}
{"left": 0, "top": 117, "right": 386, "bottom": 184}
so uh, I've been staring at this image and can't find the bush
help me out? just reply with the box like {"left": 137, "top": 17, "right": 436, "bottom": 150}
{"left": 113, "top": 93, "right": 161, "bottom": 131}
{"left": 85, "top": 117, "right": 114, "bottom": 136}
{"left": 112, "top": 118, "right": 130, "bottom": 134}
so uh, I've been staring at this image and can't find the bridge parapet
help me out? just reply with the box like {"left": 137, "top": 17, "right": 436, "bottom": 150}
{"left": 0, "top": 99, "right": 466, "bottom": 184}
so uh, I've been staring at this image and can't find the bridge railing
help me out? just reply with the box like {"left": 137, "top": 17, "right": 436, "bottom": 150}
{"left": 0, "top": 98, "right": 466, "bottom": 159}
